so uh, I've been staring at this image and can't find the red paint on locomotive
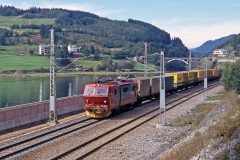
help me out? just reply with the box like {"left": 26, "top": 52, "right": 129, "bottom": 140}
{"left": 83, "top": 79, "right": 137, "bottom": 118}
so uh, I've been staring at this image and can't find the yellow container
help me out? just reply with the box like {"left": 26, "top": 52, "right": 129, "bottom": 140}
{"left": 212, "top": 69, "right": 218, "bottom": 77}
{"left": 207, "top": 69, "right": 214, "bottom": 78}
{"left": 188, "top": 71, "right": 198, "bottom": 82}
{"left": 194, "top": 70, "right": 204, "bottom": 80}
{"left": 166, "top": 71, "right": 188, "bottom": 84}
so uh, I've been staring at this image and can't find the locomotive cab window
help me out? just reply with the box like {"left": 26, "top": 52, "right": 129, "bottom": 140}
{"left": 84, "top": 88, "right": 95, "bottom": 95}
{"left": 115, "top": 89, "right": 117, "bottom": 95}
{"left": 96, "top": 89, "right": 108, "bottom": 95}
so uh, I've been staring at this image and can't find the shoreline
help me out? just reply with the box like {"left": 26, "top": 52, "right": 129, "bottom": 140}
{"left": 0, "top": 71, "right": 159, "bottom": 78}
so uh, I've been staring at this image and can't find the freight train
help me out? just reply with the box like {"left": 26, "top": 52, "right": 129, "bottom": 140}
{"left": 83, "top": 69, "right": 221, "bottom": 118}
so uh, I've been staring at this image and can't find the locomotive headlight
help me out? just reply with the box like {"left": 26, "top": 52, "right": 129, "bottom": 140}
{"left": 104, "top": 100, "right": 107, "bottom": 103}
{"left": 86, "top": 99, "right": 88, "bottom": 103}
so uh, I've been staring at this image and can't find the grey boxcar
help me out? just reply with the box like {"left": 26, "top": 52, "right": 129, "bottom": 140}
{"left": 132, "top": 77, "right": 151, "bottom": 100}
{"left": 150, "top": 76, "right": 174, "bottom": 97}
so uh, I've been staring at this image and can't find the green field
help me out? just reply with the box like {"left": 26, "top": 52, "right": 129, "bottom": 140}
{"left": 129, "top": 61, "right": 156, "bottom": 70}
{"left": 0, "top": 54, "right": 49, "bottom": 71}
{"left": 0, "top": 45, "right": 156, "bottom": 72}
{"left": 0, "top": 45, "right": 49, "bottom": 71}
{"left": 76, "top": 59, "right": 155, "bottom": 71}
{"left": 0, "top": 45, "right": 39, "bottom": 55}
{"left": 0, "top": 16, "right": 55, "bottom": 33}
{"left": 76, "top": 60, "right": 102, "bottom": 68}
{"left": 0, "top": 16, "right": 55, "bottom": 28}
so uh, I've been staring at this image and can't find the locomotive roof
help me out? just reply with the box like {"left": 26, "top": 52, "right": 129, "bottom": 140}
{"left": 88, "top": 79, "right": 135, "bottom": 87}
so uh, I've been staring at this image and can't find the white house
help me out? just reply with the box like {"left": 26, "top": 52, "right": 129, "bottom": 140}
{"left": 133, "top": 56, "right": 138, "bottom": 62}
{"left": 39, "top": 45, "right": 50, "bottom": 55}
{"left": 68, "top": 45, "right": 81, "bottom": 53}
{"left": 213, "top": 49, "right": 228, "bottom": 57}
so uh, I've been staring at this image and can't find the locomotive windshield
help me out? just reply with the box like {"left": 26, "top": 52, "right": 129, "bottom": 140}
{"left": 84, "top": 88, "right": 95, "bottom": 95}
{"left": 96, "top": 89, "right": 108, "bottom": 95}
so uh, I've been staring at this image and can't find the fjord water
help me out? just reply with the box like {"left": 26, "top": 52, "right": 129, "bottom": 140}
{"left": 0, "top": 73, "right": 150, "bottom": 108}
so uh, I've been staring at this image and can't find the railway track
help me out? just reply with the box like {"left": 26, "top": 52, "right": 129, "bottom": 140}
{"left": 0, "top": 81, "right": 220, "bottom": 160}
{"left": 0, "top": 116, "right": 104, "bottom": 159}
{"left": 51, "top": 82, "right": 220, "bottom": 160}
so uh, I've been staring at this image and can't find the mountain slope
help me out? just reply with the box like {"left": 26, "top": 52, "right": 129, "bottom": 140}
{"left": 216, "top": 33, "right": 240, "bottom": 55}
{"left": 0, "top": 6, "right": 189, "bottom": 58}
{"left": 192, "top": 34, "right": 237, "bottom": 57}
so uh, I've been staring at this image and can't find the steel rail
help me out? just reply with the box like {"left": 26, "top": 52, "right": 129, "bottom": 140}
{"left": 0, "top": 117, "right": 102, "bottom": 159}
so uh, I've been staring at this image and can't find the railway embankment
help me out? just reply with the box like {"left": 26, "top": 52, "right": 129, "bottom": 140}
{"left": 159, "top": 90, "right": 240, "bottom": 160}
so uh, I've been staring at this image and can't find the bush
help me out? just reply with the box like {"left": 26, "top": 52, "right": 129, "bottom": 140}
{"left": 222, "top": 60, "right": 240, "bottom": 93}
{"left": 28, "top": 49, "right": 34, "bottom": 55}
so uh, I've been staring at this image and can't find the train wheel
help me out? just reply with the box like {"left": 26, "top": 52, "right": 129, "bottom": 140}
{"left": 112, "top": 108, "right": 121, "bottom": 115}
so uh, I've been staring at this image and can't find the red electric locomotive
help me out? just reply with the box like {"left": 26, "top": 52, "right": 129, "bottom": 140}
{"left": 83, "top": 78, "right": 137, "bottom": 118}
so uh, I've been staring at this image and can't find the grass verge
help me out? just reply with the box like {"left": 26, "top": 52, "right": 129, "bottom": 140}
{"left": 162, "top": 91, "right": 240, "bottom": 160}
{"left": 170, "top": 103, "right": 216, "bottom": 128}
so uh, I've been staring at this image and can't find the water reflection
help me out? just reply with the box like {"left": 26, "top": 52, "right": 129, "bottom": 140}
{"left": 0, "top": 73, "right": 156, "bottom": 108}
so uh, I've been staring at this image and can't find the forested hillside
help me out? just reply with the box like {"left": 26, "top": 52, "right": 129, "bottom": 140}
{"left": 216, "top": 33, "right": 240, "bottom": 55}
{"left": 0, "top": 5, "right": 189, "bottom": 71}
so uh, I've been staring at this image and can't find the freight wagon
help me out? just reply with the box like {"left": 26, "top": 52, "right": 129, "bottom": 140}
{"left": 150, "top": 76, "right": 174, "bottom": 98}
{"left": 83, "top": 69, "right": 221, "bottom": 118}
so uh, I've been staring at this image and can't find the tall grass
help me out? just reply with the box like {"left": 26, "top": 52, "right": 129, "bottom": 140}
{"left": 170, "top": 103, "right": 216, "bottom": 128}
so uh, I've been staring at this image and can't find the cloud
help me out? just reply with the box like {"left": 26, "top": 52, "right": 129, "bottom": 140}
{"left": 163, "top": 17, "right": 196, "bottom": 25}
{"left": 153, "top": 20, "right": 240, "bottom": 48}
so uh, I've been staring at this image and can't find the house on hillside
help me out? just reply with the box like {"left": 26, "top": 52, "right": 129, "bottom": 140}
{"left": 68, "top": 44, "right": 82, "bottom": 57}
{"left": 212, "top": 49, "right": 228, "bottom": 57}
{"left": 39, "top": 45, "right": 50, "bottom": 55}
{"left": 230, "top": 50, "right": 237, "bottom": 56}
{"left": 132, "top": 56, "right": 145, "bottom": 62}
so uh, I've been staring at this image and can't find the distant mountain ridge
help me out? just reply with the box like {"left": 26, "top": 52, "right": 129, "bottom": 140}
{"left": 191, "top": 34, "right": 237, "bottom": 57}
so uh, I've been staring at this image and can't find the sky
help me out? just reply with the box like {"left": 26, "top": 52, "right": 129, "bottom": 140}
{"left": 1, "top": 0, "right": 240, "bottom": 48}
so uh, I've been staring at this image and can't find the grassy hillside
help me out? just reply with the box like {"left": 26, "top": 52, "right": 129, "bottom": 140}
{"left": 0, "top": 54, "right": 49, "bottom": 71}
{"left": 0, "top": 16, "right": 54, "bottom": 33}
{"left": 0, "top": 45, "right": 38, "bottom": 55}
{"left": 76, "top": 59, "right": 154, "bottom": 71}
{"left": 0, "top": 45, "right": 49, "bottom": 71}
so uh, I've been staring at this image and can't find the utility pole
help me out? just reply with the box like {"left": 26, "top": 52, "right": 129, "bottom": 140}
{"left": 204, "top": 57, "right": 208, "bottom": 98}
{"left": 39, "top": 79, "right": 43, "bottom": 102}
{"left": 159, "top": 51, "right": 166, "bottom": 125}
{"left": 49, "top": 29, "right": 57, "bottom": 124}
{"left": 144, "top": 42, "right": 148, "bottom": 77}
{"left": 189, "top": 50, "right": 192, "bottom": 70}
